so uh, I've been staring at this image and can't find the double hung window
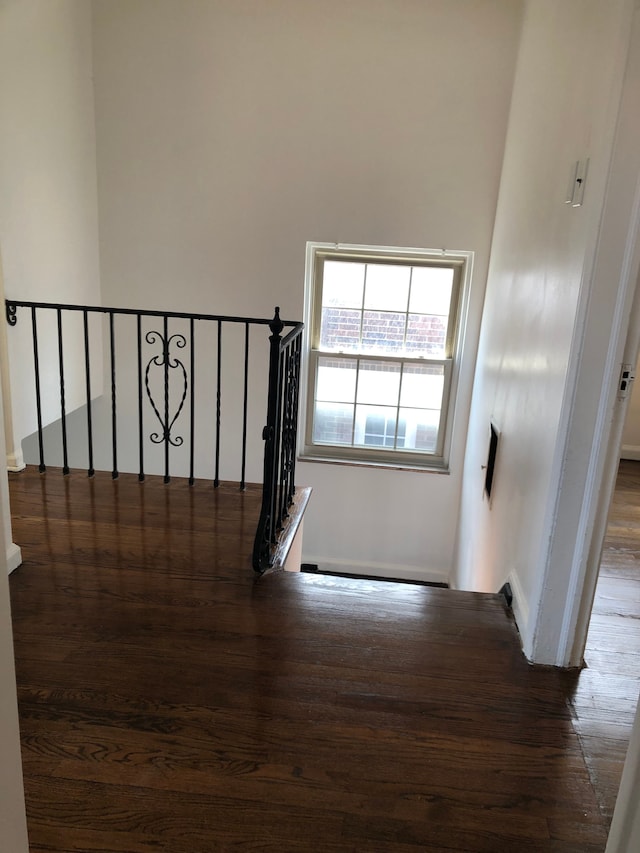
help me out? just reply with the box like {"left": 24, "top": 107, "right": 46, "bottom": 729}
{"left": 302, "top": 243, "right": 469, "bottom": 469}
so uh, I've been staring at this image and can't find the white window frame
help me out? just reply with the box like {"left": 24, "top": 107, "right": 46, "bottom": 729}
{"left": 300, "top": 242, "right": 473, "bottom": 471}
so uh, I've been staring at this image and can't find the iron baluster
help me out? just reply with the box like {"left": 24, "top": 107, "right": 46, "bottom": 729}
{"left": 137, "top": 314, "right": 145, "bottom": 481}
{"left": 83, "top": 310, "right": 95, "bottom": 477}
{"left": 109, "top": 312, "right": 118, "bottom": 479}
{"left": 189, "top": 318, "right": 195, "bottom": 486}
{"left": 56, "top": 308, "right": 69, "bottom": 475}
{"left": 163, "top": 315, "right": 169, "bottom": 483}
{"left": 271, "top": 350, "right": 287, "bottom": 545}
{"left": 288, "top": 333, "right": 302, "bottom": 503}
{"left": 279, "top": 347, "right": 295, "bottom": 522}
{"left": 214, "top": 320, "right": 221, "bottom": 488}
{"left": 30, "top": 307, "right": 45, "bottom": 473}
{"left": 241, "top": 322, "right": 249, "bottom": 491}
{"left": 269, "top": 347, "right": 285, "bottom": 544}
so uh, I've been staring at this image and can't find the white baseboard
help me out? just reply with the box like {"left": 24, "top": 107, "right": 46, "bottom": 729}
{"left": 621, "top": 445, "right": 640, "bottom": 461}
{"left": 6, "top": 449, "right": 25, "bottom": 472}
{"left": 6, "top": 542, "right": 22, "bottom": 574}
{"left": 302, "top": 556, "right": 448, "bottom": 586}
{"left": 507, "top": 570, "right": 528, "bottom": 642}
{"left": 283, "top": 520, "right": 304, "bottom": 572}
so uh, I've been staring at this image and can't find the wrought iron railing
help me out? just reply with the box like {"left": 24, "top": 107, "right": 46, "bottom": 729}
{"left": 252, "top": 311, "right": 303, "bottom": 570}
{"left": 5, "top": 299, "right": 303, "bottom": 573}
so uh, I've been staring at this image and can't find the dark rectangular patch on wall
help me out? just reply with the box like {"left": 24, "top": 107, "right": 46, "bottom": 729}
{"left": 485, "top": 423, "right": 499, "bottom": 500}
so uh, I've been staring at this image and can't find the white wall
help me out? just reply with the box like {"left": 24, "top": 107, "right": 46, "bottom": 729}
{"left": 0, "top": 0, "right": 102, "bottom": 463}
{"left": 453, "top": 0, "right": 634, "bottom": 654}
{"left": 92, "top": 0, "right": 523, "bottom": 582}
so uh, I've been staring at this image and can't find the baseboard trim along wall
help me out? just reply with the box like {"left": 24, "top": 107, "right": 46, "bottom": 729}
{"left": 6, "top": 543, "right": 22, "bottom": 574}
{"left": 6, "top": 450, "right": 25, "bottom": 472}
{"left": 507, "top": 570, "right": 528, "bottom": 642}
{"left": 302, "top": 557, "right": 449, "bottom": 586}
{"left": 621, "top": 445, "right": 640, "bottom": 461}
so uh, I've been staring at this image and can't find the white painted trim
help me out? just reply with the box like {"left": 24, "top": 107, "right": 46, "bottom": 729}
{"left": 6, "top": 450, "right": 24, "bottom": 472}
{"left": 556, "top": 8, "right": 640, "bottom": 668}
{"left": 304, "top": 555, "right": 448, "bottom": 586}
{"left": 507, "top": 570, "right": 529, "bottom": 644}
{"left": 283, "top": 520, "right": 304, "bottom": 573}
{"left": 558, "top": 173, "right": 640, "bottom": 667}
{"left": 528, "top": 0, "right": 640, "bottom": 666}
{"left": 606, "top": 693, "right": 640, "bottom": 852}
{"left": 0, "top": 252, "right": 29, "bottom": 851}
{"left": 621, "top": 444, "right": 640, "bottom": 460}
{"left": 6, "top": 543, "right": 21, "bottom": 575}
{"left": 0, "top": 252, "right": 22, "bottom": 476}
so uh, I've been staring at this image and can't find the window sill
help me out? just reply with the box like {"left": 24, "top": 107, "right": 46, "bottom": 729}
{"left": 298, "top": 451, "right": 451, "bottom": 474}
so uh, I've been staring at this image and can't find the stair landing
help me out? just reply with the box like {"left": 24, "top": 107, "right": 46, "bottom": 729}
{"left": 8, "top": 466, "right": 609, "bottom": 852}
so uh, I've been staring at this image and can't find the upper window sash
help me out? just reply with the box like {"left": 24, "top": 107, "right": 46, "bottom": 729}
{"left": 310, "top": 252, "right": 463, "bottom": 360}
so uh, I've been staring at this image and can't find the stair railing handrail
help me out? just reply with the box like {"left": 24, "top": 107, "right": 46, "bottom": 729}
{"left": 5, "top": 298, "right": 303, "bottom": 574}
{"left": 6, "top": 299, "right": 296, "bottom": 329}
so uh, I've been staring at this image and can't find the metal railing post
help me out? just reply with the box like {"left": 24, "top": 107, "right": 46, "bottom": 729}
{"left": 253, "top": 307, "right": 284, "bottom": 571}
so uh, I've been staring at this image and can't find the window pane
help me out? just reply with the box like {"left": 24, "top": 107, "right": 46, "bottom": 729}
{"left": 405, "top": 314, "right": 447, "bottom": 356}
{"left": 364, "top": 264, "right": 410, "bottom": 312}
{"left": 316, "top": 357, "right": 357, "bottom": 403}
{"left": 397, "top": 409, "right": 440, "bottom": 453}
{"left": 409, "top": 266, "right": 454, "bottom": 315}
{"left": 361, "top": 311, "right": 406, "bottom": 353}
{"left": 398, "top": 407, "right": 441, "bottom": 452}
{"left": 320, "top": 307, "right": 361, "bottom": 351}
{"left": 322, "top": 261, "right": 365, "bottom": 308}
{"left": 356, "top": 360, "right": 401, "bottom": 406}
{"left": 400, "top": 363, "right": 444, "bottom": 410}
{"left": 354, "top": 404, "right": 400, "bottom": 448}
{"left": 313, "top": 402, "right": 354, "bottom": 445}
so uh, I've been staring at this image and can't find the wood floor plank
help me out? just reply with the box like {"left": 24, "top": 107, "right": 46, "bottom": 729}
{"left": 8, "top": 465, "right": 628, "bottom": 851}
{"left": 566, "top": 459, "right": 640, "bottom": 819}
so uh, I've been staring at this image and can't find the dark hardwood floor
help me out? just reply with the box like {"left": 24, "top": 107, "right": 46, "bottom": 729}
{"left": 566, "top": 459, "right": 640, "bottom": 821}
{"left": 7, "top": 463, "right": 638, "bottom": 852}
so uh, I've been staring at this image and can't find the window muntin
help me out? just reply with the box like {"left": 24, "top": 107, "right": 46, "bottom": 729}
{"left": 303, "top": 245, "right": 467, "bottom": 469}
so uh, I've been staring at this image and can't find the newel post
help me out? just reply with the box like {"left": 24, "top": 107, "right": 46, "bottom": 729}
{"left": 252, "top": 307, "right": 284, "bottom": 572}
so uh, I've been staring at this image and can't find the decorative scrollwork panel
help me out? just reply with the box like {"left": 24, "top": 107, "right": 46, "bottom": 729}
{"left": 144, "top": 330, "right": 188, "bottom": 448}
